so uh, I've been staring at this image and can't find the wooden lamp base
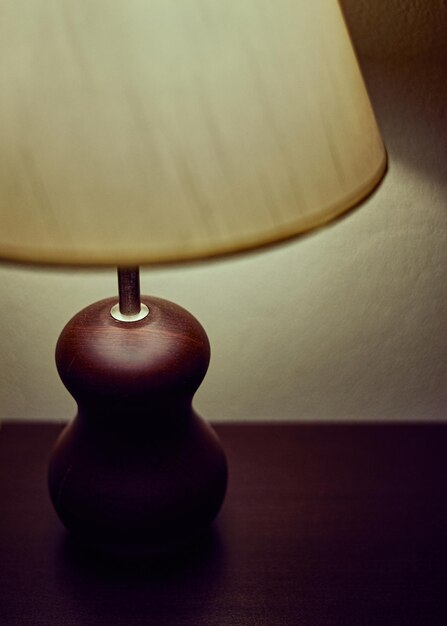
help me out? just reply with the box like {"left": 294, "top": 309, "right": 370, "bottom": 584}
{"left": 48, "top": 294, "right": 228, "bottom": 558}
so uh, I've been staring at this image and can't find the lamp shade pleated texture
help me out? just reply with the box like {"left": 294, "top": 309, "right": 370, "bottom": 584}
{"left": 0, "top": 0, "right": 386, "bottom": 266}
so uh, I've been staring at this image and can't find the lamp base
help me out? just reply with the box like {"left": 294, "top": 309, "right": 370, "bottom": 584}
{"left": 48, "top": 296, "right": 227, "bottom": 557}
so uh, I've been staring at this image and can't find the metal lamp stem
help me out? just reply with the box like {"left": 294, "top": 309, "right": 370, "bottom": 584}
{"left": 111, "top": 266, "right": 149, "bottom": 322}
{"left": 118, "top": 266, "right": 141, "bottom": 316}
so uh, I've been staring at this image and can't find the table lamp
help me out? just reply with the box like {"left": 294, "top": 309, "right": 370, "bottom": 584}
{"left": 0, "top": 1, "right": 386, "bottom": 557}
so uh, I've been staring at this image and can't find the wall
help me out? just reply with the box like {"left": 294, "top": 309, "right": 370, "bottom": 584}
{"left": 0, "top": 0, "right": 446, "bottom": 422}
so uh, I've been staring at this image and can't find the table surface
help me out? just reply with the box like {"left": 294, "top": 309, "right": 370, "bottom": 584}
{"left": 0, "top": 422, "right": 446, "bottom": 626}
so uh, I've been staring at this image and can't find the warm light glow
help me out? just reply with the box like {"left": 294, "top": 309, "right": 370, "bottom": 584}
{"left": 0, "top": 0, "right": 386, "bottom": 266}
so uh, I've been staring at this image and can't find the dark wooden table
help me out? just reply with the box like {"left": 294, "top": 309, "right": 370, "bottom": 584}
{"left": 1, "top": 422, "right": 446, "bottom": 625}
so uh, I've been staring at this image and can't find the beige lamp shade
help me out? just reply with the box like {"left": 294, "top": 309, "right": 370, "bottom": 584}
{"left": 0, "top": 0, "right": 386, "bottom": 267}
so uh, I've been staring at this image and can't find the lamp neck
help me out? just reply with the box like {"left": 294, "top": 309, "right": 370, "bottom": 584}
{"left": 110, "top": 266, "right": 149, "bottom": 322}
{"left": 117, "top": 266, "right": 141, "bottom": 315}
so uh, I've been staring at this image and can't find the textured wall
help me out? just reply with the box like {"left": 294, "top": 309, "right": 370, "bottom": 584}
{"left": 0, "top": 0, "right": 446, "bottom": 422}
{"left": 341, "top": 0, "right": 447, "bottom": 63}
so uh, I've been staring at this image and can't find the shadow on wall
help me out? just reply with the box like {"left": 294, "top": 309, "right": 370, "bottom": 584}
{"left": 341, "top": 0, "right": 447, "bottom": 192}
{"left": 341, "top": 0, "right": 447, "bottom": 64}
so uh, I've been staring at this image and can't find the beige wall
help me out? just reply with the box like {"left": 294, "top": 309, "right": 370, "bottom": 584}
{"left": 1, "top": 1, "right": 446, "bottom": 422}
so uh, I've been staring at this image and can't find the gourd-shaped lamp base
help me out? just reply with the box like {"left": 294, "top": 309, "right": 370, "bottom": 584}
{"left": 48, "top": 278, "right": 227, "bottom": 558}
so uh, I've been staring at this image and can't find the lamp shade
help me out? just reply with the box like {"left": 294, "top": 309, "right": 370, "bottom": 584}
{"left": 0, "top": 0, "right": 386, "bottom": 267}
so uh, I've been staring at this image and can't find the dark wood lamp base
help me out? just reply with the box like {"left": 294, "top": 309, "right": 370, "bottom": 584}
{"left": 48, "top": 295, "right": 228, "bottom": 557}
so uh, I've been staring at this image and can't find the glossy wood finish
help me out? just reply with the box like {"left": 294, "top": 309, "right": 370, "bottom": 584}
{"left": 48, "top": 296, "right": 227, "bottom": 556}
{"left": 1, "top": 422, "right": 446, "bottom": 625}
